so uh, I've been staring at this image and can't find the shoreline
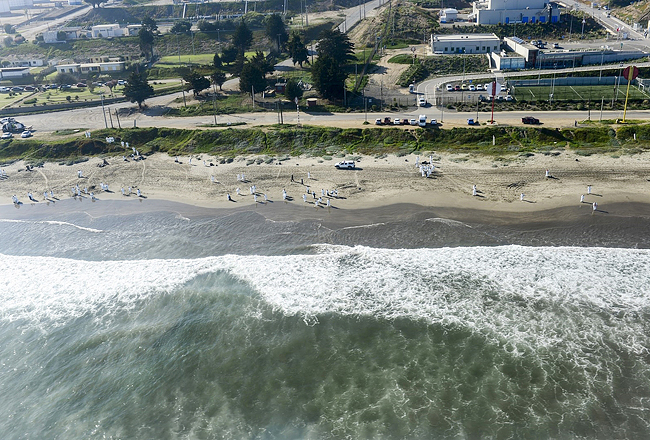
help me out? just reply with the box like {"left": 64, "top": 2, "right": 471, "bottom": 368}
{"left": 1, "top": 150, "right": 650, "bottom": 227}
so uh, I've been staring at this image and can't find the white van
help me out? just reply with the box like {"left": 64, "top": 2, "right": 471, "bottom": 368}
{"left": 335, "top": 160, "right": 356, "bottom": 169}
{"left": 418, "top": 115, "right": 427, "bottom": 127}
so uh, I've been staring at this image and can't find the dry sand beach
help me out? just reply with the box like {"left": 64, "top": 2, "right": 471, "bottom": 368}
{"left": 2, "top": 150, "right": 650, "bottom": 217}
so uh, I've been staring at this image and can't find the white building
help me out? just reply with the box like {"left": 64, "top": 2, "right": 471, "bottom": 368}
{"left": 43, "top": 27, "right": 88, "bottom": 43}
{"left": 8, "top": 58, "right": 43, "bottom": 67}
{"left": 7, "top": 0, "right": 33, "bottom": 10}
{"left": 0, "top": 2, "right": 10, "bottom": 15}
{"left": 440, "top": 8, "right": 458, "bottom": 23}
{"left": 91, "top": 24, "right": 126, "bottom": 38}
{"left": 0, "top": 67, "right": 30, "bottom": 79}
{"left": 472, "top": 0, "right": 560, "bottom": 25}
{"left": 56, "top": 61, "right": 125, "bottom": 74}
{"left": 67, "top": 0, "right": 82, "bottom": 4}
{"left": 431, "top": 33, "right": 500, "bottom": 54}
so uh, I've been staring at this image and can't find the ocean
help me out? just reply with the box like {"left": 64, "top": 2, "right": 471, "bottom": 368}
{"left": 1, "top": 200, "right": 650, "bottom": 439}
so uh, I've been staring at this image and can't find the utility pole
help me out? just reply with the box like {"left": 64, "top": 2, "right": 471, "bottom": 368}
{"left": 115, "top": 109, "right": 121, "bottom": 129}
{"left": 100, "top": 94, "right": 108, "bottom": 129}
{"left": 213, "top": 85, "right": 218, "bottom": 126}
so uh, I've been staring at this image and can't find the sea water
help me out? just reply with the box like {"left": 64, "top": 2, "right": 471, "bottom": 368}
{"left": 1, "top": 206, "right": 649, "bottom": 439}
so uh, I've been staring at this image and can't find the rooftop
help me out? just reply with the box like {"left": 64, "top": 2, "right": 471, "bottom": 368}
{"left": 433, "top": 33, "right": 500, "bottom": 41}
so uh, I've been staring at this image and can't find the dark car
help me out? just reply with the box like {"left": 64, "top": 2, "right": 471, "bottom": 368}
{"left": 23, "top": 86, "right": 35, "bottom": 91}
{"left": 76, "top": 82, "right": 87, "bottom": 88}
{"left": 383, "top": 117, "right": 392, "bottom": 124}
{"left": 522, "top": 116, "right": 540, "bottom": 125}
{"left": 10, "top": 86, "right": 23, "bottom": 92}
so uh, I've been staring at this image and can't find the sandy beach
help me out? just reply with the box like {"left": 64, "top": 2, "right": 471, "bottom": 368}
{"left": 2, "top": 149, "right": 650, "bottom": 224}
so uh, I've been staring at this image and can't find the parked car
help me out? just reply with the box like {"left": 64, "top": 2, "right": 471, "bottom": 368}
{"left": 23, "top": 86, "right": 35, "bottom": 91}
{"left": 11, "top": 86, "right": 23, "bottom": 92}
{"left": 76, "top": 82, "right": 87, "bottom": 88}
{"left": 117, "top": 79, "right": 126, "bottom": 85}
{"left": 409, "top": 118, "right": 417, "bottom": 126}
{"left": 0, "top": 86, "right": 9, "bottom": 93}
{"left": 21, "top": 130, "right": 32, "bottom": 138}
{"left": 522, "top": 116, "right": 540, "bottom": 125}
{"left": 476, "top": 84, "right": 483, "bottom": 91}
{"left": 59, "top": 84, "right": 71, "bottom": 90}
{"left": 418, "top": 97, "right": 427, "bottom": 107}
{"left": 461, "top": 83, "right": 468, "bottom": 90}
{"left": 467, "top": 118, "right": 477, "bottom": 126}
{"left": 446, "top": 84, "right": 453, "bottom": 92}
{"left": 454, "top": 85, "right": 461, "bottom": 91}
{"left": 383, "top": 117, "right": 392, "bottom": 124}
{"left": 430, "top": 119, "right": 438, "bottom": 126}
{"left": 393, "top": 118, "right": 402, "bottom": 125}
{"left": 375, "top": 118, "right": 382, "bottom": 125}
{"left": 468, "top": 85, "right": 476, "bottom": 91}
{"left": 1, "top": 132, "right": 13, "bottom": 139}
{"left": 334, "top": 160, "right": 356, "bottom": 169}
{"left": 505, "top": 95, "right": 513, "bottom": 101}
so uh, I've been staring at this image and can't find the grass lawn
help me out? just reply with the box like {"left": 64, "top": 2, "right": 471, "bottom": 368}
{"left": 512, "top": 84, "right": 650, "bottom": 102}
{"left": 157, "top": 51, "right": 267, "bottom": 67}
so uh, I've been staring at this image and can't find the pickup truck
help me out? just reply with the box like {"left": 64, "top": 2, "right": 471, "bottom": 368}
{"left": 522, "top": 116, "right": 540, "bottom": 125}
{"left": 335, "top": 160, "right": 356, "bottom": 169}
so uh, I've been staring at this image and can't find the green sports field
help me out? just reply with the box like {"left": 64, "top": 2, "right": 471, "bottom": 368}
{"left": 511, "top": 84, "right": 650, "bottom": 102}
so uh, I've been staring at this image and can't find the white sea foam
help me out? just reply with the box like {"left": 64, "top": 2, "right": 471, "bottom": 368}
{"left": 340, "top": 222, "right": 386, "bottom": 230}
{"left": 0, "top": 218, "right": 103, "bottom": 233}
{"left": 425, "top": 217, "right": 472, "bottom": 228}
{"left": 2, "top": 246, "right": 649, "bottom": 356}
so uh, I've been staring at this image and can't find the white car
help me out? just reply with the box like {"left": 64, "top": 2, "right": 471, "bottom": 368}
{"left": 1, "top": 132, "right": 12, "bottom": 139}
{"left": 505, "top": 95, "right": 513, "bottom": 101}
{"left": 334, "top": 160, "right": 356, "bottom": 169}
{"left": 468, "top": 85, "right": 476, "bottom": 91}
{"left": 418, "top": 97, "right": 427, "bottom": 106}
{"left": 393, "top": 118, "right": 402, "bottom": 125}
{"left": 375, "top": 118, "right": 382, "bottom": 125}
{"left": 500, "top": 84, "right": 507, "bottom": 92}
{"left": 21, "top": 130, "right": 32, "bottom": 138}
{"left": 476, "top": 84, "right": 483, "bottom": 91}
{"left": 409, "top": 118, "right": 417, "bottom": 126}
{"left": 446, "top": 84, "right": 453, "bottom": 92}
{"left": 430, "top": 119, "right": 438, "bottom": 126}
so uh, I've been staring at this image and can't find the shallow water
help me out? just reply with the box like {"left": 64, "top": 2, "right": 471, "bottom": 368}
{"left": 1, "top": 204, "right": 650, "bottom": 439}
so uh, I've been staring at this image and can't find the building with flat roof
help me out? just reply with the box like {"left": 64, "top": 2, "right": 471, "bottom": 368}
{"left": 0, "top": 67, "right": 30, "bottom": 79}
{"left": 471, "top": 0, "right": 560, "bottom": 25}
{"left": 431, "top": 33, "right": 500, "bottom": 54}
{"left": 440, "top": 8, "right": 458, "bottom": 23}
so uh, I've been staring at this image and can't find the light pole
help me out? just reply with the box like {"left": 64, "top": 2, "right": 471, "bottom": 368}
{"left": 581, "top": 18, "right": 586, "bottom": 38}
{"left": 100, "top": 94, "right": 108, "bottom": 129}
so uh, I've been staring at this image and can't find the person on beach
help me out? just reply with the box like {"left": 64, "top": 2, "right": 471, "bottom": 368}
{"left": 227, "top": 193, "right": 231, "bottom": 201}
{"left": 254, "top": 194, "right": 258, "bottom": 203}
{"left": 121, "top": 188, "right": 125, "bottom": 196}
{"left": 49, "top": 190, "right": 53, "bottom": 199}
{"left": 28, "top": 192, "right": 33, "bottom": 201}
{"left": 327, "top": 199, "right": 331, "bottom": 207}
{"left": 263, "top": 194, "right": 267, "bottom": 202}
{"left": 580, "top": 194, "right": 585, "bottom": 203}
{"left": 128, "top": 187, "right": 132, "bottom": 195}
{"left": 78, "top": 170, "right": 83, "bottom": 178}
{"left": 291, "top": 174, "right": 294, "bottom": 182}
{"left": 587, "top": 185, "right": 592, "bottom": 195}
{"left": 415, "top": 156, "right": 419, "bottom": 167}
{"left": 472, "top": 185, "right": 477, "bottom": 196}
{"left": 282, "top": 189, "right": 287, "bottom": 200}
{"left": 43, "top": 191, "right": 47, "bottom": 200}
{"left": 307, "top": 172, "right": 311, "bottom": 179}
{"left": 593, "top": 202, "right": 598, "bottom": 212}
{"left": 211, "top": 175, "right": 215, "bottom": 183}
{"left": 303, "top": 194, "right": 307, "bottom": 202}
{"left": 12, "top": 195, "right": 18, "bottom": 204}
{"left": 545, "top": 169, "right": 550, "bottom": 178}
{"left": 520, "top": 193, "right": 525, "bottom": 201}
{"left": 137, "top": 189, "right": 141, "bottom": 197}
{"left": 236, "top": 188, "right": 240, "bottom": 196}
{"left": 90, "top": 192, "right": 95, "bottom": 201}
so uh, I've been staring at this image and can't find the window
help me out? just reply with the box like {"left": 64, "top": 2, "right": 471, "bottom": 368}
{"left": 476, "top": 46, "right": 479, "bottom": 51}
{"left": 444, "top": 47, "right": 448, "bottom": 51}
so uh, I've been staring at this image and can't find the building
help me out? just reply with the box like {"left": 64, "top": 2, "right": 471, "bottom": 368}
{"left": 126, "top": 24, "right": 143, "bottom": 36}
{"left": 471, "top": 0, "right": 560, "bottom": 25}
{"left": 0, "top": 2, "right": 10, "bottom": 15}
{"left": 440, "top": 8, "right": 458, "bottom": 23}
{"left": 91, "top": 24, "right": 126, "bottom": 38}
{"left": 7, "top": 0, "right": 34, "bottom": 10}
{"left": 7, "top": 58, "right": 44, "bottom": 67}
{"left": 0, "top": 67, "right": 30, "bottom": 79}
{"left": 43, "top": 27, "right": 89, "bottom": 43}
{"left": 55, "top": 62, "right": 125, "bottom": 75}
{"left": 504, "top": 36, "right": 539, "bottom": 68}
{"left": 431, "top": 33, "right": 500, "bottom": 54}
{"left": 490, "top": 52, "right": 525, "bottom": 70}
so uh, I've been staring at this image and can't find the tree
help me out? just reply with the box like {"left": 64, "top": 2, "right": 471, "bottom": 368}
{"left": 265, "top": 14, "right": 287, "bottom": 52}
{"left": 232, "top": 20, "right": 252, "bottom": 54}
{"left": 55, "top": 72, "right": 78, "bottom": 85}
{"left": 287, "top": 31, "right": 309, "bottom": 67}
{"left": 105, "top": 79, "right": 118, "bottom": 96}
{"left": 213, "top": 53, "right": 222, "bottom": 68}
{"left": 284, "top": 78, "right": 303, "bottom": 102}
{"left": 239, "top": 62, "right": 267, "bottom": 95}
{"left": 3, "top": 24, "right": 14, "bottom": 34}
{"left": 123, "top": 71, "right": 154, "bottom": 109}
{"left": 311, "top": 54, "right": 347, "bottom": 100}
{"left": 316, "top": 29, "right": 355, "bottom": 67}
{"left": 171, "top": 20, "right": 191, "bottom": 34}
{"left": 250, "top": 50, "right": 274, "bottom": 76}
{"left": 138, "top": 28, "right": 155, "bottom": 61}
{"left": 183, "top": 71, "right": 210, "bottom": 97}
{"left": 84, "top": 0, "right": 103, "bottom": 8}
{"left": 221, "top": 45, "right": 238, "bottom": 64}
{"left": 210, "top": 70, "right": 226, "bottom": 91}
{"left": 3, "top": 36, "right": 12, "bottom": 47}
{"left": 142, "top": 16, "right": 158, "bottom": 33}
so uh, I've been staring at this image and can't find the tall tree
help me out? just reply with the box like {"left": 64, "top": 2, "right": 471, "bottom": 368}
{"left": 265, "top": 14, "right": 287, "bottom": 52}
{"left": 316, "top": 29, "right": 355, "bottom": 67}
{"left": 142, "top": 16, "right": 158, "bottom": 33}
{"left": 123, "top": 71, "right": 154, "bottom": 109}
{"left": 213, "top": 53, "right": 222, "bottom": 68}
{"left": 138, "top": 28, "right": 155, "bottom": 61}
{"left": 284, "top": 78, "right": 303, "bottom": 102}
{"left": 183, "top": 71, "right": 211, "bottom": 97}
{"left": 238, "top": 62, "right": 267, "bottom": 95}
{"left": 250, "top": 50, "right": 274, "bottom": 76}
{"left": 210, "top": 70, "right": 227, "bottom": 91}
{"left": 311, "top": 54, "right": 347, "bottom": 100}
{"left": 232, "top": 20, "right": 253, "bottom": 54}
{"left": 221, "top": 46, "right": 238, "bottom": 64}
{"left": 287, "top": 31, "right": 309, "bottom": 67}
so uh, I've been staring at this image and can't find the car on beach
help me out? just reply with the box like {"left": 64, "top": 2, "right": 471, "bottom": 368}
{"left": 334, "top": 160, "right": 356, "bottom": 169}
{"left": 21, "top": 130, "right": 32, "bottom": 138}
